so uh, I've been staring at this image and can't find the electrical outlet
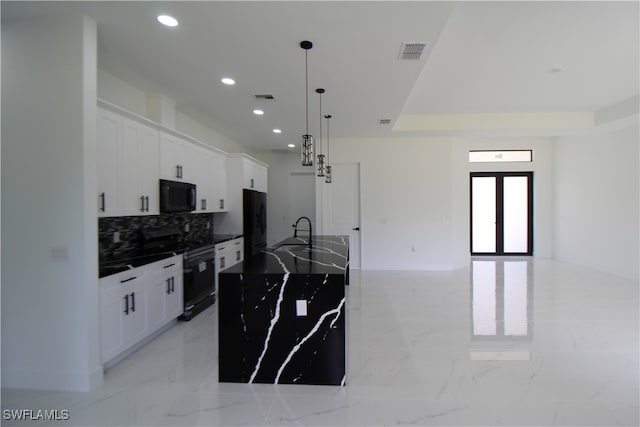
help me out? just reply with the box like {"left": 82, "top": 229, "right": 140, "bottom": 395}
{"left": 296, "top": 300, "right": 307, "bottom": 317}
{"left": 113, "top": 232, "right": 120, "bottom": 243}
{"left": 184, "top": 223, "right": 190, "bottom": 232}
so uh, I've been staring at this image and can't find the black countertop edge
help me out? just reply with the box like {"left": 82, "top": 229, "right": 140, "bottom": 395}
{"left": 213, "top": 234, "right": 243, "bottom": 244}
{"left": 99, "top": 251, "right": 180, "bottom": 278}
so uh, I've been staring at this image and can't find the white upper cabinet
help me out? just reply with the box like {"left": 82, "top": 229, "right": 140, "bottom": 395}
{"left": 194, "top": 146, "right": 216, "bottom": 213}
{"left": 212, "top": 150, "right": 228, "bottom": 212}
{"left": 97, "top": 101, "right": 232, "bottom": 217}
{"left": 243, "top": 158, "right": 268, "bottom": 192}
{"left": 97, "top": 108, "right": 123, "bottom": 217}
{"left": 97, "top": 106, "right": 159, "bottom": 217}
{"left": 228, "top": 154, "right": 268, "bottom": 193}
{"left": 121, "top": 118, "right": 159, "bottom": 215}
{"left": 159, "top": 132, "right": 197, "bottom": 183}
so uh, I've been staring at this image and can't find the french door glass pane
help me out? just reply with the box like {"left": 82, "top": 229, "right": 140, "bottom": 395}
{"left": 503, "top": 176, "right": 528, "bottom": 253}
{"left": 471, "top": 177, "right": 496, "bottom": 253}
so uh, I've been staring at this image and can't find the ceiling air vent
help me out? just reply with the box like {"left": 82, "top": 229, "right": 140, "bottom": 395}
{"left": 399, "top": 42, "right": 427, "bottom": 60}
{"left": 254, "top": 94, "right": 275, "bottom": 100}
{"left": 378, "top": 119, "right": 392, "bottom": 125}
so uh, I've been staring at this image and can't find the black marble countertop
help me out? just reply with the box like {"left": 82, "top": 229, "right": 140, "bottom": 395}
{"left": 221, "top": 235, "right": 349, "bottom": 275}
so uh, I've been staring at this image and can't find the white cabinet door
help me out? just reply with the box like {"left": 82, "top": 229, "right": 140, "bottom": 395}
{"left": 138, "top": 122, "right": 160, "bottom": 215}
{"left": 100, "top": 270, "right": 147, "bottom": 363}
{"left": 242, "top": 158, "right": 268, "bottom": 192}
{"left": 215, "top": 238, "right": 243, "bottom": 289}
{"left": 254, "top": 163, "right": 268, "bottom": 193}
{"left": 148, "top": 256, "right": 183, "bottom": 331}
{"left": 215, "top": 242, "right": 230, "bottom": 272}
{"left": 125, "top": 282, "right": 149, "bottom": 345}
{"left": 159, "top": 132, "right": 195, "bottom": 182}
{"left": 194, "top": 147, "right": 216, "bottom": 213}
{"left": 165, "top": 269, "right": 183, "bottom": 320}
{"left": 212, "top": 152, "right": 228, "bottom": 212}
{"left": 120, "top": 119, "right": 159, "bottom": 215}
{"left": 97, "top": 109, "right": 122, "bottom": 217}
{"left": 231, "top": 238, "right": 244, "bottom": 265}
{"left": 100, "top": 275, "right": 128, "bottom": 363}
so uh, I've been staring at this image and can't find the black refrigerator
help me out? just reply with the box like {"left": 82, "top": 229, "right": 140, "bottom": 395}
{"left": 243, "top": 189, "right": 267, "bottom": 260}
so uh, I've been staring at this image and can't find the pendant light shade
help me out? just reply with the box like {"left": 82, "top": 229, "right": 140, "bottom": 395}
{"left": 324, "top": 114, "right": 332, "bottom": 184}
{"left": 301, "top": 134, "right": 314, "bottom": 166}
{"left": 300, "top": 41, "right": 314, "bottom": 166}
{"left": 316, "top": 88, "right": 326, "bottom": 177}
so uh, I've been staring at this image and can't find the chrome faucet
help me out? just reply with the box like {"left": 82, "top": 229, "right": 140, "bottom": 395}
{"left": 293, "top": 216, "right": 313, "bottom": 247}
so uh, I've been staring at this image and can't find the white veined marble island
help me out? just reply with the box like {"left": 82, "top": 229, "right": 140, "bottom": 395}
{"left": 218, "top": 236, "right": 349, "bottom": 386}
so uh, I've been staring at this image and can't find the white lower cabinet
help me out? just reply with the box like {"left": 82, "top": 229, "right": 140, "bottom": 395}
{"left": 214, "top": 238, "right": 243, "bottom": 289}
{"left": 147, "top": 257, "right": 183, "bottom": 333}
{"left": 100, "top": 255, "right": 183, "bottom": 365}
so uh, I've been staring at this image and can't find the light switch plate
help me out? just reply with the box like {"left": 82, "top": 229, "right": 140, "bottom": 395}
{"left": 113, "top": 231, "right": 120, "bottom": 243}
{"left": 296, "top": 300, "right": 307, "bottom": 317}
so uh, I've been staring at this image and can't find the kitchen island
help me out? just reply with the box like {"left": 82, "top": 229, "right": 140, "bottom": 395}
{"left": 218, "top": 235, "right": 349, "bottom": 386}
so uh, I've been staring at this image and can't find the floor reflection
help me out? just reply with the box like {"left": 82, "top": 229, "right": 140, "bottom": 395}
{"left": 471, "top": 259, "right": 533, "bottom": 341}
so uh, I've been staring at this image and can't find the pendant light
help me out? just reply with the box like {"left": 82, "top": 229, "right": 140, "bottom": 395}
{"left": 316, "top": 88, "right": 326, "bottom": 177}
{"left": 324, "top": 114, "right": 332, "bottom": 184}
{"left": 300, "top": 41, "right": 314, "bottom": 166}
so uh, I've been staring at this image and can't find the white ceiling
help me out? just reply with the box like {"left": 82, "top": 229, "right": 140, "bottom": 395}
{"left": 3, "top": 1, "right": 639, "bottom": 151}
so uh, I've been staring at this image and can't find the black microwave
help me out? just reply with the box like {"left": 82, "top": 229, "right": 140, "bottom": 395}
{"left": 159, "top": 179, "right": 196, "bottom": 213}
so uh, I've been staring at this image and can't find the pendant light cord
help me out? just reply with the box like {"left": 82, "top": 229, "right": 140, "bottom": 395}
{"left": 305, "top": 50, "right": 309, "bottom": 136}
{"left": 325, "top": 115, "right": 331, "bottom": 160}
{"left": 319, "top": 92, "right": 323, "bottom": 153}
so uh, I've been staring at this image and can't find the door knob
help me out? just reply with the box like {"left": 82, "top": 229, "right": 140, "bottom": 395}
{"left": 352, "top": 227, "right": 360, "bottom": 231}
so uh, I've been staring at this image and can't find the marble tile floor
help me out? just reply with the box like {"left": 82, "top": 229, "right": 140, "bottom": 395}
{"left": 2, "top": 258, "right": 638, "bottom": 426}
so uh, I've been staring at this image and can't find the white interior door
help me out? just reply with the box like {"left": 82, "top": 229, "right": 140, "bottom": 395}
{"left": 319, "top": 163, "right": 361, "bottom": 268}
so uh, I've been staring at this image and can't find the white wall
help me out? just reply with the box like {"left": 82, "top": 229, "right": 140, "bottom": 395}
{"left": 325, "top": 137, "right": 453, "bottom": 270}
{"left": 553, "top": 124, "right": 639, "bottom": 280}
{"left": 255, "top": 152, "right": 316, "bottom": 246}
{"left": 2, "top": 13, "right": 102, "bottom": 391}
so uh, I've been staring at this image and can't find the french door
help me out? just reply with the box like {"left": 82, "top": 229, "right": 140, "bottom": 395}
{"left": 470, "top": 172, "right": 533, "bottom": 255}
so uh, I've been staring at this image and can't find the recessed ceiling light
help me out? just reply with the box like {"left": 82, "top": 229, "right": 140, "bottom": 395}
{"left": 253, "top": 109, "right": 264, "bottom": 116}
{"left": 273, "top": 129, "right": 282, "bottom": 134}
{"left": 288, "top": 143, "right": 295, "bottom": 148}
{"left": 221, "top": 78, "right": 235, "bottom": 86}
{"left": 157, "top": 15, "right": 179, "bottom": 27}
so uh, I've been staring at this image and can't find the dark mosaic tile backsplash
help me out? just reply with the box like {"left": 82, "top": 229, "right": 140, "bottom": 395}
{"left": 99, "top": 213, "right": 214, "bottom": 262}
